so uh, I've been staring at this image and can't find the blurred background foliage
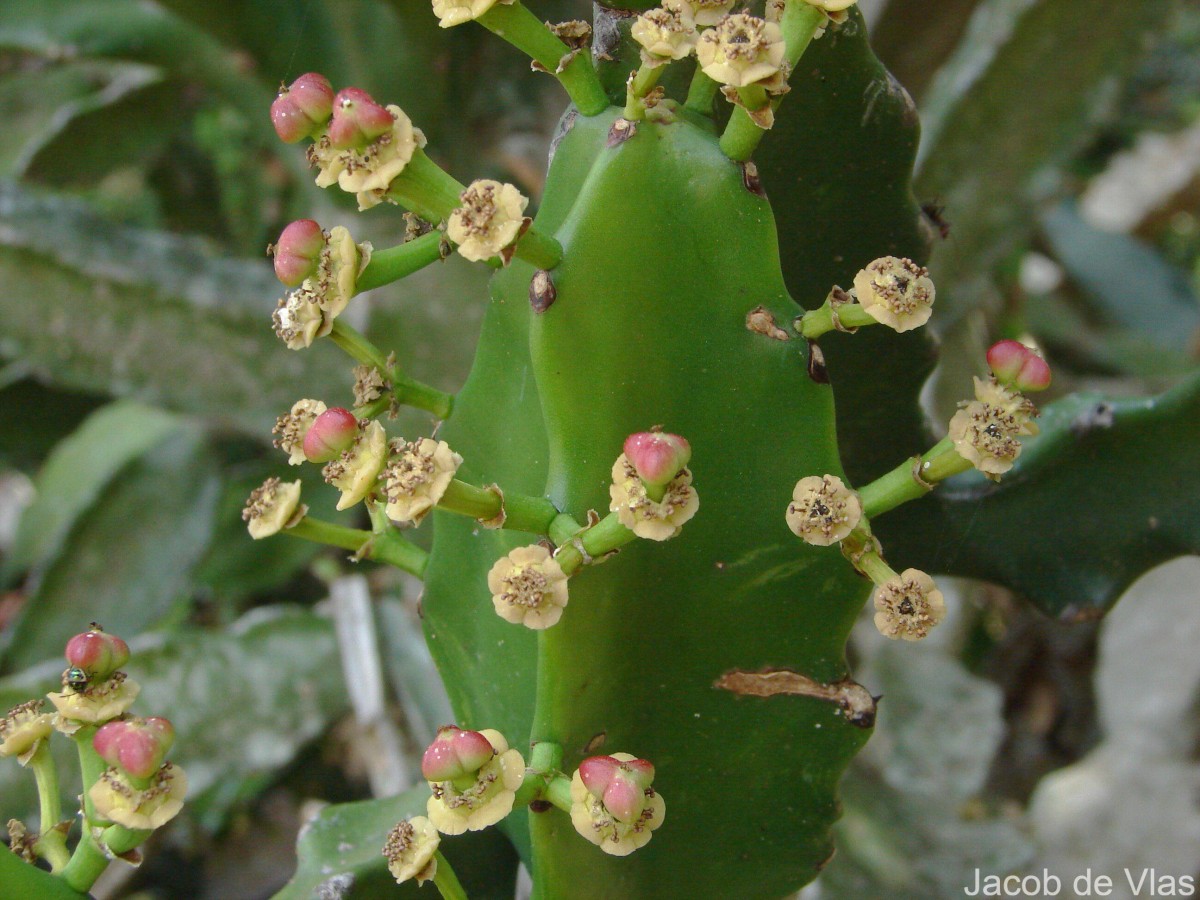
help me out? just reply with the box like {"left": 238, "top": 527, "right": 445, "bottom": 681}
{"left": 0, "top": 1, "right": 1196, "bottom": 897}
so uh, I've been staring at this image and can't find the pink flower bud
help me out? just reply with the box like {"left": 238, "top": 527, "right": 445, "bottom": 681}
{"left": 303, "top": 407, "right": 359, "bottom": 463}
{"left": 327, "top": 88, "right": 394, "bottom": 150}
{"left": 272, "top": 219, "right": 327, "bottom": 287}
{"left": 93, "top": 717, "right": 175, "bottom": 780}
{"left": 65, "top": 625, "right": 130, "bottom": 680}
{"left": 623, "top": 431, "right": 691, "bottom": 488}
{"left": 578, "top": 755, "right": 656, "bottom": 824}
{"left": 421, "top": 726, "right": 496, "bottom": 783}
{"left": 270, "top": 73, "right": 334, "bottom": 143}
{"left": 987, "top": 340, "right": 1051, "bottom": 392}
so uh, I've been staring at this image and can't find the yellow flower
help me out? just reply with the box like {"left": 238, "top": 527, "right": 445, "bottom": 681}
{"left": 431, "top": 0, "right": 514, "bottom": 28}
{"left": 323, "top": 420, "right": 388, "bottom": 510}
{"left": 569, "top": 754, "right": 666, "bottom": 857}
{"left": 681, "top": 0, "right": 736, "bottom": 27}
{"left": 786, "top": 474, "right": 862, "bottom": 546}
{"left": 426, "top": 729, "right": 524, "bottom": 834}
{"left": 309, "top": 107, "right": 427, "bottom": 210}
{"left": 873, "top": 569, "right": 945, "bottom": 641}
{"left": 696, "top": 14, "right": 785, "bottom": 88}
{"left": 89, "top": 763, "right": 187, "bottom": 831}
{"left": 0, "top": 700, "right": 54, "bottom": 765}
{"left": 48, "top": 673, "right": 140, "bottom": 731}
{"left": 273, "top": 399, "right": 328, "bottom": 466}
{"left": 804, "top": 0, "right": 857, "bottom": 11}
{"left": 242, "top": 478, "right": 304, "bottom": 540}
{"left": 852, "top": 256, "right": 935, "bottom": 333}
{"left": 384, "top": 438, "right": 463, "bottom": 526}
{"left": 487, "top": 545, "right": 569, "bottom": 630}
{"left": 609, "top": 454, "right": 699, "bottom": 541}
{"left": 632, "top": 2, "right": 698, "bottom": 66}
{"left": 446, "top": 180, "right": 529, "bottom": 263}
{"left": 948, "top": 377, "right": 1039, "bottom": 480}
{"left": 272, "top": 285, "right": 326, "bottom": 350}
{"left": 383, "top": 816, "right": 440, "bottom": 885}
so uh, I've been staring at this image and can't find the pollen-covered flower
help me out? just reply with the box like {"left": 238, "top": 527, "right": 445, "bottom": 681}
{"left": 447, "top": 180, "right": 529, "bottom": 263}
{"left": 48, "top": 671, "right": 140, "bottom": 729}
{"left": 383, "top": 438, "right": 462, "bottom": 526}
{"left": 309, "top": 104, "right": 427, "bottom": 210}
{"left": 242, "top": 477, "right": 304, "bottom": 539}
{"left": 432, "top": 0, "right": 514, "bottom": 28}
{"left": 487, "top": 545, "right": 569, "bottom": 630}
{"left": 682, "top": 0, "right": 736, "bottom": 27}
{"left": 0, "top": 701, "right": 54, "bottom": 764}
{"left": 696, "top": 14, "right": 785, "bottom": 88}
{"left": 384, "top": 816, "right": 440, "bottom": 885}
{"left": 272, "top": 285, "right": 326, "bottom": 350}
{"left": 90, "top": 762, "right": 187, "bottom": 831}
{"left": 873, "top": 568, "right": 945, "bottom": 641}
{"left": 948, "top": 376, "right": 1039, "bottom": 479}
{"left": 273, "top": 399, "right": 328, "bottom": 465}
{"left": 609, "top": 454, "right": 699, "bottom": 541}
{"left": 570, "top": 753, "right": 665, "bottom": 857}
{"left": 426, "top": 729, "right": 524, "bottom": 834}
{"left": 632, "top": 2, "right": 698, "bottom": 65}
{"left": 786, "top": 474, "right": 862, "bottom": 546}
{"left": 323, "top": 420, "right": 388, "bottom": 510}
{"left": 852, "top": 256, "right": 935, "bottom": 333}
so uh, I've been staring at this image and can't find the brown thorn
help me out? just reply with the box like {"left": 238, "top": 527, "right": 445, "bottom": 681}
{"left": 806, "top": 340, "right": 829, "bottom": 383}
{"left": 530, "top": 270, "right": 557, "bottom": 313}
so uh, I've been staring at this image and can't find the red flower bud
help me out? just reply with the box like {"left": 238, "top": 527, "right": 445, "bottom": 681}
{"left": 578, "top": 755, "right": 656, "bottom": 824}
{"left": 64, "top": 625, "right": 130, "bottom": 680}
{"left": 327, "top": 88, "right": 394, "bottom": 150}
{"left": 421, "top": 726, "right": 496, "bottom": 783}
{"left": 623, "top": 431, "right": 691, "bottom": 488}
{"left": 987, "top": 340, "right": 1051, "bottom": 392}
{"left": 270, "top": 73, "right": 334, "bottom": 143}
{"left": 303, "top": 408, "right": 360, "bottom": 463}
{"left": 93, "top": 717, "right": 175, "bottom": 780}
{"left": 272, "top": 219, "right": 326, "bottom": 287}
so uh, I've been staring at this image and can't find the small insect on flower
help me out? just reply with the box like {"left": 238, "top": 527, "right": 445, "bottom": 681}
{"left": 65, "top": 667, "right": 89, "bottom": 692}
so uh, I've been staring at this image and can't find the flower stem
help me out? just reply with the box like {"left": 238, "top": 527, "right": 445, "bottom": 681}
{"left": 286, "top": 517, "right": 428, "bottom": 577}
{"left": 29, "top": 744, "right": 69, "bottom": 872}
{"left": 857, "top": 438, "right": 972, "bottom": 519}
{"left": 543, "top": 775, "right": 574, "bottom": 814}
{"left": 432, "top": 850, "right": 470, "bottom": 900}
{"left": 852, "top": 544, "right": 897, "bottom": 586}
{"left": 797, "top": 298, "right": 879, "bottom": 339}
{"left": 61, "top": 727, "right": 110, "bottom": 892}
{"left": 389, "top": 149, "right": 466, "bottom": 224}
{"left": 437, "top": 480, "right": 560, "bottom": 534}
{"left": 718, "top": 4, "right": 824, "bottom": 161}
{"left": 330, "top": 320, "right": 390, "bottom": 371}
{"left": 684, "top": 65, "right": 719, "bottom": 115}
{"left": 392, "top": 374, "right": 455, "bottom": 420}
{"left": 512, "top": 227, "right": 564, "bottom": 271}
{"left": 552, "top": 512, "right": 636, "bottom": 576}
{"left": 624, "top": 63, "right": 663, "bottom": 120}
{"left": 478, "top": 2, "right": 608, "bottom": 116}
{"left": 355, "top": 232, "right": 445, "bottom": 294}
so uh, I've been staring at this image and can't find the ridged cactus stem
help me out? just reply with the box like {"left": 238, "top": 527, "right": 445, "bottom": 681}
{"left": 355, "top": 231, "right": 445, "bottom": 294}
{"left": 286, "top": 517, "right": 428, "bottom": 576}
{"left": 478, "top": 2, "right": 608, "bottom": 116}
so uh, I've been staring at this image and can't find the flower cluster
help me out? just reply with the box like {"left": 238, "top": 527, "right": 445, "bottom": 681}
{"left": 609, "top": 452, "right": 699, "bottom": 542}
{"left": 383, "top": 438, "right": 462, "bottom": 525}
{"left": 487, "top": 545, "right": 570, "bottom": 630}
{"left": 446, "top": 179, "right": 529, "bottom": 264}
{"left": 872, "top": 568, "right": 946, "bottom": 641}
{"left": 383, "top": 816, "right": 440, "bottom": 885}
{"left": 696, "top": 13, "right": 787, "bottom": 89}
{"left": 785, "top": 474, "right": 862, "bottom": 546}
{"left": 947, "top": 375, "right": 1040, "bottom": 480}
{"left": 431, "top": 0, "right": 514, "bottom": 28}
{"left": 423, "top": 727, "right": 524, "bottom": 834}
{"left": 852, "top": 256, "right": 936, "bottom": 333}
{"left": 632, "top": 1, "right": 699, "bottom": 67}
{"left": 322, "top": 419, "right": 388, "bottom": 510}
{"left": 270, "top": 223, "right": 369, "bottom": 350}
{"left": 0, "top": 701, "right": 53, "bottom": 765}
{"left": 242, "top": 477, "right": 305, "bottom": 540}
{"left": 570, "top": 754, "right": 666, "bottom": 856}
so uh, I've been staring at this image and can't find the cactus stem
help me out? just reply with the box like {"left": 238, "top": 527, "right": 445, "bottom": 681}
{"left": 355, "top": 232, "right": 446, "bottom": 294}
{"left": 684, "top": 64, "right": 719, "bottom": 115}
{"left": 858, "top": 437, "right": 973, "bottom": 519}
{"left": 718, "top": 3, "right": 824, "bottom": 161}
{"left": 437, "top": 479, "right": 560, "bottom": 533}
{"left": 385, "top": 149, "right": 466, "bottom": 225}
{"left": 285, "top": 516, "right": 428, "bottom": 577}
{"left": 624, "top": 64, "right": 664, "bottom": 121}
{"left": 478, "top": 2, "right": 608, "bottom": 117}
{"left": 432, "top": 850, "right": 470, "bottom": 900}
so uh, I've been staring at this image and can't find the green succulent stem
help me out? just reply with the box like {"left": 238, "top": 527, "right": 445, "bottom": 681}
{"left": 355, "top": 232, "right": 445, "bottom": 294}
{"left": 432, "top": 850, "right": 470, "bottom": 900}
{"left": 849, "top": 541, "right": 896, "bottom": 585}
{"left": 100, "top": 823, "right": 152, "bottom": 856}
{"left": 478, "top": 2, "right": 608, "bottom": 116}
{"left": 437, "top": 479, "right": 561, "bottom": 534}
{"left": 718, "top": 4, "right": 825, "bottom": 161}
{"left": 858, "top": 437, "right": 972, "bottom": 519}
{"left": 796, "top": 298, "right": 879, "bottom": 339}
{"left": 389, "top": 149, "right": 467, "bottom": 224}
{"left": 352, "top": 396, "right": 392, "bottom": 420}
{"left": 29, "top": 743, "right": 69, "bottom": 872}
{"left": 393, "top": 375, "right": 456, "bottom": 420}
{"left": 624, "top": 63, "right": 664, "bottom": 120}
{"left": 547, "top": 513, "right": 585, "bottom": 548}
{"left": 330, "top": 319, "right": 390, "bottom": 371}
{"left": 511, "top": 227, "right": 564, "bottom": 271}
{"left": 552, "top": 511, "right": 637, "bottom": 577}
{"left": 60, "top": 829, "right": 108, "bottom": 894}
{"left": 685, "top": 65, "right": 719, "bottom": 115}
{"left": 542, "top": 775, "right": 574, "bottom": 814}
{"left": 286, "top": 517, "right": 428, "bottom": 577}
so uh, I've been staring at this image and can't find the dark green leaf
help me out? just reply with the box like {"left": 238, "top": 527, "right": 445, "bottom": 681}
{"left": 878, "top": 370, "right": 1200, "bottom": 617}
{"left": 1, "top": 428, "right": 220, "bottom": 671}
{"left": 276, "top": 786, "right": 519, "bottom": 900}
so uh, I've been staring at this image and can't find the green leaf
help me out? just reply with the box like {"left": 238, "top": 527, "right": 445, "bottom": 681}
{"left": 0, "top": 850, "right": 88, "bottom": 899}
{"left": 3, "top": 400, "right": 188, "bottom": 582}
{"left": 916, "top": 0, "right": 1176, "bottom": 322}
{"left": 878, "top": 370, "right": 1200, "bottom": 618}
{"left": 1, "top": 427, "right": 220, "bottom": 671}
{"left": 276, "top": 786, "right": 519, "bottom": 900}
{"left": 0, "top": 180, "right": 346, "bottom": 433}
